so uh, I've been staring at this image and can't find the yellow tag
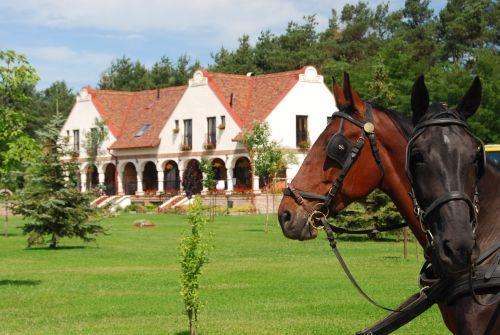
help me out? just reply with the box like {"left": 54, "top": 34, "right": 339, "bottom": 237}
{"left": 364, "top": 122, "right": 375, "bottom": 134}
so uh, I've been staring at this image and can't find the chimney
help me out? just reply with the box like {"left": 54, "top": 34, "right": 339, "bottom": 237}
{"left": 156, "top": 87, "right": 160, "bottom": 100}
{"left": 229, "top": 93, "right": 234, "bottom": 107}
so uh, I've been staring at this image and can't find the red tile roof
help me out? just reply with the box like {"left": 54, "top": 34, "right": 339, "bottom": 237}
{"left": 87, "top": 86, "right": 187, "bottom": 149}
{"left": 84, "top": 67, "right": 305, "bottom": 150}
{"left": 203, "top": 68, "right": 304, "bottom": 129}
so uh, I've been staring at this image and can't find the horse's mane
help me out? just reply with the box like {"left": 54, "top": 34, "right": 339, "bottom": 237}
{"left": 366, "top": 101, "right": 413, "bottom": 140}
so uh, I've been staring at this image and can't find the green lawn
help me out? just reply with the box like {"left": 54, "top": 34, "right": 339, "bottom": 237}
{"left": 0, "top": 213, "right": 448, "bottom": 334}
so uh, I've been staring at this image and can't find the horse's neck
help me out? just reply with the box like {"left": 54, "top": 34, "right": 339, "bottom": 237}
{"left": 374, "top": 113, "right": 427, "bottom": 247}
{"left": 476, "top": 163, "right": 500, "bottom": 251}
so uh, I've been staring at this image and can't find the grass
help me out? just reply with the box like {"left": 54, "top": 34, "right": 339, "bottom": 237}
{"left": 0, "top": 213, "right": 448, "bottom": 334}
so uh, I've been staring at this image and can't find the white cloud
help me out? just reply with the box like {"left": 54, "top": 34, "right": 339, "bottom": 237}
{"left": 0, "top": 0, "right": 308, "bottom": 40}
{"left": 18, "top": 46, "right": 115, "bottom": 89}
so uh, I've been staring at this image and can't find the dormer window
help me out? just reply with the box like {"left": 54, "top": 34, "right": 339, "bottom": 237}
{"left": 135, "top": 123, "right": 151, "bottom": 137}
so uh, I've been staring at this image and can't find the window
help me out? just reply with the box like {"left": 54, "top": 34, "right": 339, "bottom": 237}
{"left": 327, "top": 116, "right": 332, "bottom": 124}
{"left": 207, "top": 117, "right": 216, "bottom": 147}
{"left": 296, "top": 115, "right": 308, "bottom": 147}
{"left": 175, "top": 120, "right": 179, "bottom": 129}
{"left": 73, "top": 129, "right": 80, "bottom": 152}
{"left": 183, "top": 119, "right": 192, "bottom": 149}
{"left": 134, "top": 123, "right": 151, "bottom": 137}
{"left": 220, "top": 115, "right": 225, "bottom": 128}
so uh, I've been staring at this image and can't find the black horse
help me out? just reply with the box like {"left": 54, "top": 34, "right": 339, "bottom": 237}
{"left": 407, "top": 76, "right": 499, "bottom": 334}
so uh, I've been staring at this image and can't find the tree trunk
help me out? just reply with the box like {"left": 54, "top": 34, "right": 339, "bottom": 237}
{"left": 50, "top": 234, "right": 58, "bottom": 249}
{"left": 265, "top": 179, "right": 269, "bottom": 233}
{"left": 189, "top": 318, "right": 197, "bottom": 335}
{"left": 403, "top": 227, "right": 408, "bottom": 260}
{"left": 3, "top": 198, "right": 8, "bottom": 238}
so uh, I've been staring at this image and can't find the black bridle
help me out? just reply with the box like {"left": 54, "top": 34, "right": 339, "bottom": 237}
{"left": 283, "top": 103, "right": 385, "bottom": 228}
{"left": 405, "top": 107, "right": 500, "bottom": 308}
{"left": 405, "top": 108, "right": 485, "bottom": 253}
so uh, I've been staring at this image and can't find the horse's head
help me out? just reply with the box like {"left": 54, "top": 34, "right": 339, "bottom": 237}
{"left": 407, "top": 75, "right": 483, "bottom": 277}
{"left": 278, "top": 73, "right": 387, "bottom": 240}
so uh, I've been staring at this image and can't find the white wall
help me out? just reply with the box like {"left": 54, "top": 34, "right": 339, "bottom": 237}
{"left": 266, "top": 66, "right": 337, "bottom": 149}
{"left": 158, "top": 71, "right": 243, "bottom": 155}
{"left": 265, "top": 66, "right": 337, "bottom": 178}
{"left": 60, "top": 89, "right": 115, "bottom": 161}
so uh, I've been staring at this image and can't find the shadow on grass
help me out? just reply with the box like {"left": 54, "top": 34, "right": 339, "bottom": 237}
{"left": 0, "top": 279, "right": 41, "bottom": 286}
{"left": 336, "top": 235, "right": 398, "bottom": 243}
{"left": 25, "top": 245, "right": 87, "bottom": 251}
{"left": 175, "top": 331, "right": 189, "bottom": 335}
{"left": 243, "top": 229, "right": 266, "bottom": 232}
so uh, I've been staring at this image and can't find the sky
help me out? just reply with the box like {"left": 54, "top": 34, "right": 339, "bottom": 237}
{"left": 0, "top": 0, "right": 446, "bottom": 91}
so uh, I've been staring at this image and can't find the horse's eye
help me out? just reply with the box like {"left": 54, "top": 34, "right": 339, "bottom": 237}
{"left": 411, "top": 151, "right": 424, "bottom": 164}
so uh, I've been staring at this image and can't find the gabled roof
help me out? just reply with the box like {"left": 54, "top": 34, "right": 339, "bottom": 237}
{"left": 82, "top": 67, "right": 312, "bottom": 150}
{"left": 203, "top": 68, "right": 304, "bottom": 129}
{"left": 86, "top": 86, "right": 187, "bottom": 149}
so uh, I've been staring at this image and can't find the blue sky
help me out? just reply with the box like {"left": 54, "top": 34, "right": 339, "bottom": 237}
{"left": 0, "top": 0, "right": 446, "bottom": 91}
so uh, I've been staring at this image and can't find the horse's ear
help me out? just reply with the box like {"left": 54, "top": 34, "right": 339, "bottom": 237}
{"left": 342, "top": 72, "right": 365, "bottom": 117}
{"left": 456, "top": 76, "right": 481, "bottom": 119}
{"left": 332, "top": 76, "right": 347, "bottom": 107}
{"left": 411, "top": 75, "right": 429, "bottom": 125}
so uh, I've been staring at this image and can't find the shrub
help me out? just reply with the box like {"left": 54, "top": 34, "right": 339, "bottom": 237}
{"left": 180, "top": 196, "right": 212, "bottom": 335}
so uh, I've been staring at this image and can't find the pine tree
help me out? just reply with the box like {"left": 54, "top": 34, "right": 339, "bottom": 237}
{"left": 13, "top": 113, "right": 105, "bottom": 248}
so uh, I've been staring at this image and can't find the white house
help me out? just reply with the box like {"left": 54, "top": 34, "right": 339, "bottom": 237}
{"left": 60, "top": 66, "right": 337, "bottom": 197}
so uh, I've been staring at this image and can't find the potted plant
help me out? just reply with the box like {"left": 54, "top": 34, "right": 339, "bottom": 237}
{"left": 218, "top": 123, "right": 225, "bottom": 130}
{"left": 297, "top": 140, "right": 310, "bottom": 151}
{"left": 203, "top": 142, "right": 216, "bottom": 150}
{"left": 180, "top": 143, "right": 192, "bottom": 151}
{"left": 172, "top": 127, "right": 180, "bottom": 134}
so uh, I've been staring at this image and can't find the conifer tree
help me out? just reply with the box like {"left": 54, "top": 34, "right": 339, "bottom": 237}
{"left": 13, "top": 113, "right": 105, "bottom": 248}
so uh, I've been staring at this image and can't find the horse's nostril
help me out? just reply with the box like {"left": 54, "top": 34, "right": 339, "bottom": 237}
{"left": 281, "top": 210, "right": 292, "bottom": 225}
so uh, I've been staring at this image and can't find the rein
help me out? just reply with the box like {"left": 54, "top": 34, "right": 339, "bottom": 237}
{"left": 282, "top": 105, "right": 499, "bottom": 334}
{"left": 283, "top": 103, "right": 407, "bottom": 313}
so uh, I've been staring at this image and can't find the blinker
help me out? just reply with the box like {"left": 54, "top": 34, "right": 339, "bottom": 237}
{"left": 326, "top": 133, "right": 354, "bottom": 167}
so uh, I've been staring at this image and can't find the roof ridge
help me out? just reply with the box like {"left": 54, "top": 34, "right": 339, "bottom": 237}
{"left": 94, "top": 85, "right": 187, "bottom": 95}
{"left": 207, "top": 67, "right": 304, "bottom": 79}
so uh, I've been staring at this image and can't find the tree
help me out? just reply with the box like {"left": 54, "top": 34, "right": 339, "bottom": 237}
{"left": 182, "top": 160, "right": 203, "bottom": 198}
{"left": 13, "top": 113, "right": 105, "bottom": 248}
{"left": 0, "top": 50, "right": 39, "bottom": 190}
{"left": 334, "top": 190, "right": 404, "bottom": 239}
{"left": 83, "top": 118, "right": 109, "bottom": 192}
{"left": 98, "top": 56, "right": 152, "bottom": 91}
{"left": 438, "top": 0, "right": 493, "bottom": 63}
{"left": 180, "top": 195, "right": 211, "bottom": 335}
{"left": 26, "top": 81, "right": 75, "bottom": 137}
{"left": 241, "top": 121, "right": 295, "bottom": 230}
{"left": 200, "top": 157, "right": 216, "bottom": 220}
{"left": 255, "top": 141, "right": 296, "bottom": 232}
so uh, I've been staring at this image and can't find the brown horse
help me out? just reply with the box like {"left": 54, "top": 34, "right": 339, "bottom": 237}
{"left": 277, "top": 74, "right": 497, "bottom": 333}
{"left": 407, "top": 76, "right": 499, "bottom": 334}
